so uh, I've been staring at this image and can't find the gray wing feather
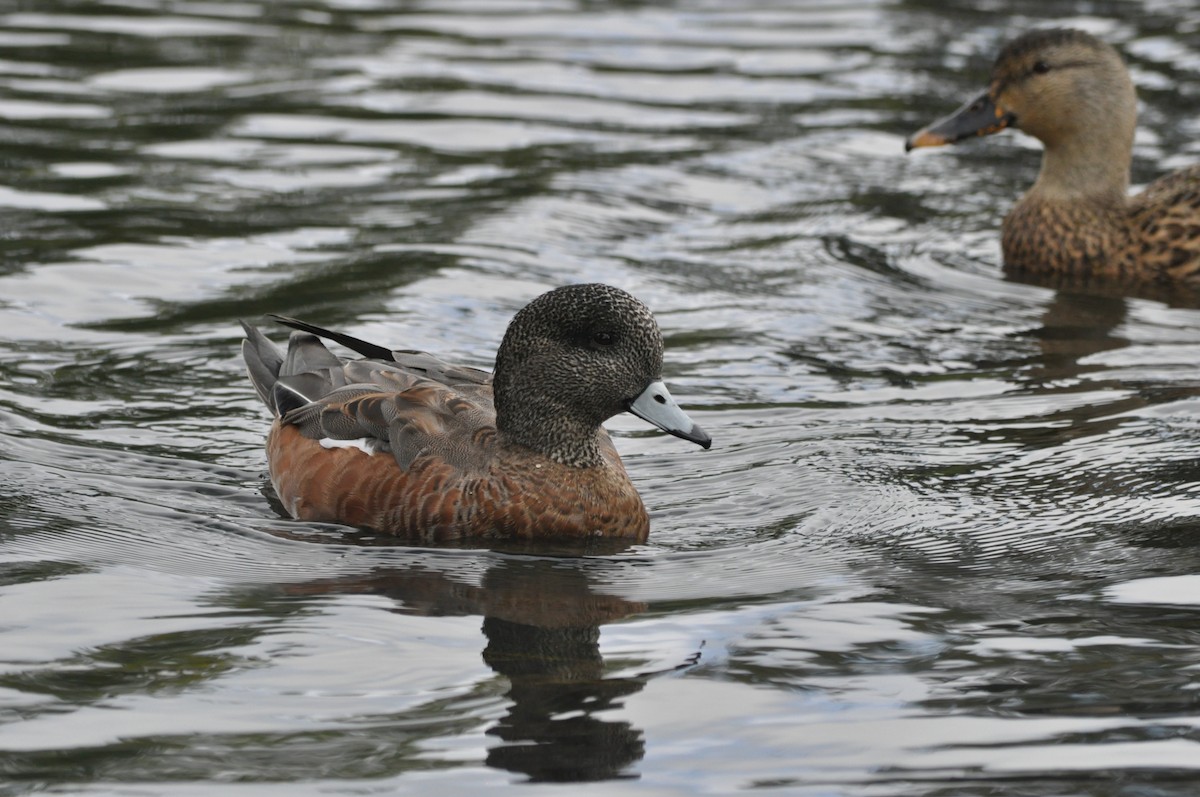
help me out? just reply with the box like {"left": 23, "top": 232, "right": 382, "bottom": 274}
{"left": 282, "top": 332, "right": 345, "bottom": 378}
{"left": 240, "top": 319, "right": 496, "bottom": 473}
{"left": 240, "top": 322, "right": 285, "bottom": 412}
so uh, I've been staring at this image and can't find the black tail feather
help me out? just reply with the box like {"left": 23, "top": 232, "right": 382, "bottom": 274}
{"left": 268, "top": 314, "right": 394, "bottom": 361}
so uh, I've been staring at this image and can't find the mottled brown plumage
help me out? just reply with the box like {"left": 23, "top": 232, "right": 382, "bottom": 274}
{"left": 907, "top": 28, "right": 1200, "bottom": 287}
{"left": 240, "top": 284, "right": 711, "bottom": 542}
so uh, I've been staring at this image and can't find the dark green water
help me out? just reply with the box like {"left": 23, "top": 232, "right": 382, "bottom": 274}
{"left": 4, "top": 0, "right": 1200, "bottom": 794}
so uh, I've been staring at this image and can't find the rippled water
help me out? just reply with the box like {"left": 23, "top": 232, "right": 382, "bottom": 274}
{"left": 5, "top": 0, "right": 1200, "bottom": 793}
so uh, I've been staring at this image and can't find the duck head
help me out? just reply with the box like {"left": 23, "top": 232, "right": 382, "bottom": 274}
{"left": 906, "top": 29, "right": 1136, "bottom": 157}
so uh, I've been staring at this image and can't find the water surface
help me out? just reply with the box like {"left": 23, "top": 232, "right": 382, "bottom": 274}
{"left": 4, "top": 0, "right": 1200, "bottom": 794}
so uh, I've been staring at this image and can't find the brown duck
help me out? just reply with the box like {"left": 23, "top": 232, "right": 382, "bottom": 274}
{"left": 241, "top": 284, "right": 711, "bottom": 543}
{"left": 907, "top": 28, "right": 1200, "bottom": 287}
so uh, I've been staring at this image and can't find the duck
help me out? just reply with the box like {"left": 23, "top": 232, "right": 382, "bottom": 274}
{"left": 240, "top": 283, "right": 711, "bottom": 542}
{"left": 906, "top": 28, "right": 1200, "bottom": 287}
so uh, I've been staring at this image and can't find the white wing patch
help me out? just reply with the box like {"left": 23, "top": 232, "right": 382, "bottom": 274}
{"left": 319, "top": 437, "right": 382, "bottom": 456}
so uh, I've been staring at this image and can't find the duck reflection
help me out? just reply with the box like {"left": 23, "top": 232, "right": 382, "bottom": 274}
{"left": 479, "top": 559, "right": 646, "bottom": 782}
{"left": 1024, "top": 290, "right": 1129, "bottom": 383}
{"left": 1010, "top": 260, "right": 1200, "bottom": 376}
{"left": 279, "top": 542, "right": 650, "bottom": 782}
{"left": 964, "top": 291, "right": 1141, "bottom": 453}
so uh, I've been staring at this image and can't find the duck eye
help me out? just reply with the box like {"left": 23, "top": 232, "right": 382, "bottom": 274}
{"left": 1032, "top": 60, "right": 1050, "bottom": 75}
{"left": 591, "top": 330, "right": 616, "bottom": 347}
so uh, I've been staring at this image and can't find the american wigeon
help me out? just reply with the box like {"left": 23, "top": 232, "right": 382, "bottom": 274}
{"left": 907, "top": 28, "right": 1200, "bottom": 286}
{"left": 241, "top": 283, "right": 710, "bottom": 542}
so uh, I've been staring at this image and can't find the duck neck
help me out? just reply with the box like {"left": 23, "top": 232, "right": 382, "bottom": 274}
{"left": 1030, "top": 136, "right": 1131, "bottom": 207}
{"left": 495, "top": 398, "right": 607, "bottom": 469}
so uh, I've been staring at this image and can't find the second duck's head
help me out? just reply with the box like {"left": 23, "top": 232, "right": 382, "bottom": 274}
{"left": 907, "top": 29, "right": 1136, "bottom": 156}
